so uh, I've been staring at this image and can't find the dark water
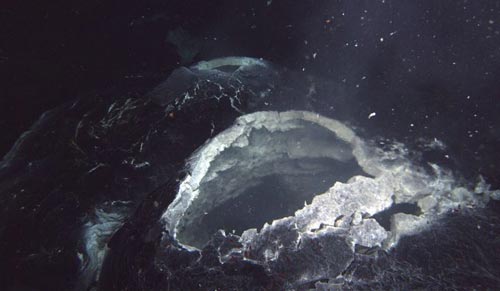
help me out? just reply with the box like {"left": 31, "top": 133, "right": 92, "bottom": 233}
{"left": 2, "top": 1, "right": 500, "bottom": 187}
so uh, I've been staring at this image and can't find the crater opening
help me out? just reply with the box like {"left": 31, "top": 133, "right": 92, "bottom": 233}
{"left": 372, "top": 202, "right": 422, "bottom": 231}
{"left": 211, "top": 65, "right": 241, "bottom": 73}
{"left": 163, "top": 111, "right": 370, "bottom": 249}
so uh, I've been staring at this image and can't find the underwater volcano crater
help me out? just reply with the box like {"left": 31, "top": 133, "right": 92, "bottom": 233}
{"left": 163, "top": 111, "right": 369, "bottom": 248}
